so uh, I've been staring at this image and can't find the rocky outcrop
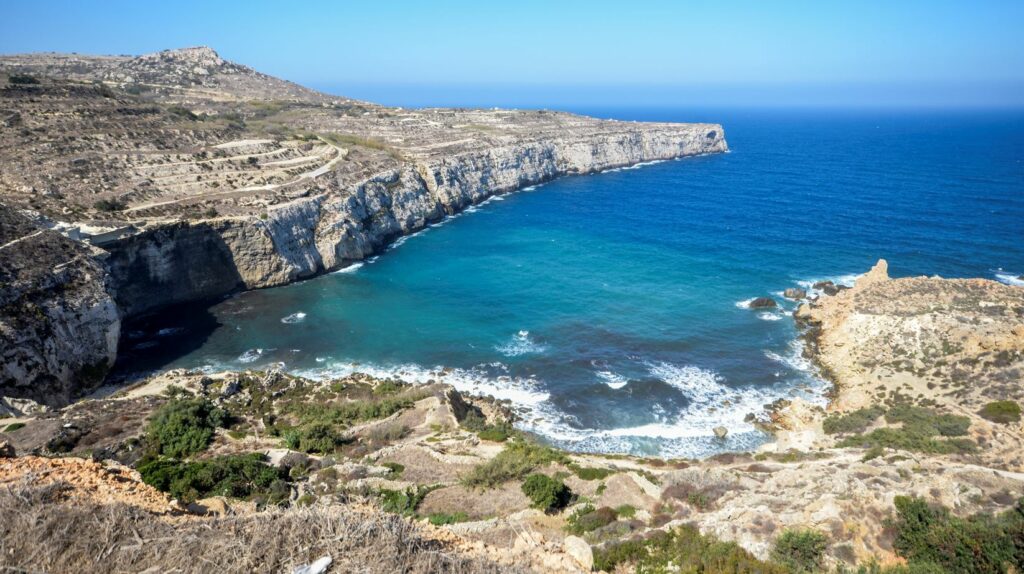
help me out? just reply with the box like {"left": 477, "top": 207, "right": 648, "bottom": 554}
{"left": 105, "top": 125, "right": 726, "bottom": 317}
{"left": 0, "top": 204, "right": 119, "bottom": 411}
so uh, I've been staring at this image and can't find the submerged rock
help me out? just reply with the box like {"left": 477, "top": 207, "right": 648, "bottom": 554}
{"left": 713, "top": 426, "right": 728, "bottom": 439}
{"left": 749, "top": 297, "right": 777, "bottom": 309}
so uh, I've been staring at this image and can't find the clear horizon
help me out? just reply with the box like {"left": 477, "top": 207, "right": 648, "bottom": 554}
{"left": 2, "top": 0, "right": 1023, "bottom": 109}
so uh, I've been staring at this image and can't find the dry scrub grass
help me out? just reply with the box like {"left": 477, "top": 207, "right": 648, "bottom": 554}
{"left": 0, "top": 483, "right": 522, "bottom": 574}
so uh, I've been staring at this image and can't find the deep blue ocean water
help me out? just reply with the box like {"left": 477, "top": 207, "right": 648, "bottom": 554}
{"left": 125, "top": 109, "right": 1024, "bottom": 457}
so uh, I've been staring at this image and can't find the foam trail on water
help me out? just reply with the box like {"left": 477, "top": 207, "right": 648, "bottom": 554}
{"left": 495, "top": 330, "right": 548, "bottom": 357}
{"left": 994, "top": 270, "right": 1024, "bottom": 287}
{"left": 332, "top": 262, "right": 363, "bottom": 274}
{"left": 597, "top": 371, "right": 629, "bottom": 389}
{"left": 281, "top": 312, "right": 307, "bottom": 324}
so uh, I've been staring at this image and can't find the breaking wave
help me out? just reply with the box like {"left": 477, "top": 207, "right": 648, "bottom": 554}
{"left": 281, "top": 312, "right": 307, "bottom": 324}
{"left": 495, "top": 330, "right": 548, "bottom": 357}
{"left": 994, "top": 270, "right": 1024, "bottom": 287}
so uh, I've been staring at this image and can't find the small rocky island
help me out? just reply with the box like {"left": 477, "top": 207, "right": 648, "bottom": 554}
{"left": 2, "top": 48, "right": 1023, "bottom": 574}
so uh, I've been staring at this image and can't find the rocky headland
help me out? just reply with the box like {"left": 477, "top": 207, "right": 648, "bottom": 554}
{"left": 2, "top": 47, "right": 1023, "bottom": 574}
{"left": 0, "top": 47, "right": 726, "bottom": 407}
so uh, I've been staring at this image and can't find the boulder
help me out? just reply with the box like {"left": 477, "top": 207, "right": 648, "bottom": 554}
{"left": 783, "top": 288, "right": 806, "bottom": 300}
{"left": 562, "top": 536, "right": 593, "bottom": 570}
{"left": 0, "top": 441, "right": 15, "bottom": 458}
{"left": 812, "top": 280, "right": 834, "bottom": 290}
{"left": 749, "top": 297, "right": 777, "bottom": 309}
{"left": 713, "top": 426, "right": 728, "bottom": 439}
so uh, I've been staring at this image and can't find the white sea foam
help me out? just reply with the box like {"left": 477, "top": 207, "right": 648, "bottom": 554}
{"left": 994, "top": 270, "right": 1024, "bottom": 287}
{"left": 597, "top": 370, "right": 629, "bottom": 389}
{"left": 757, "top": 312, "right": 784, "bottom": 321}
{"left": 332, "top": 262, "right": 363, "bottom": 274}
{"left": 157, "top": 327, "right": 185, "bottom": 336}
{"left": 734, "top": 298, "right": 757, "bottom": 309}
{"left": 237, "top": 348, "right": 264, "bottom": 363}
{"left": 281, "top": 312, "right": 307, "bottom": 324}
{"left": 796, "top": 272, "right": 864, "bottom": 298}
{"left": 495, "top": 330, "right": 548, "bottom": 357}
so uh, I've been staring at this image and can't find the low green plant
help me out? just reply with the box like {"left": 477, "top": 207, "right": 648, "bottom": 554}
{"left": 521, "top": 473, "right": 571, "bottom": 512}
{"left": 771, "top": 528, "right": 829, "bottom": 573}
{"left": 8, "top": 74, "right": 39, "bottom": 85}
{"left": 461, "top": 440, "right": 568, "bottom": 488}
{"left": 138, "top": 453, "right": 287, "bottom": 504}
{"left": 3, "top": 423, "right": 26, "bottom": 433}
{"left": 283, "top": 422, "right": 343, "bottom": 454}
{"left": 615, "top": 504, "right": 637, "bottom": 519}
{"left": 568, "top": 464, "right": 614, "bottom": 481}
{"left": 887, "top": 495, "right": 1024, "bottom": 574}
{"left": 565, "top": 504, "right": 616, "bottom": 534}
{"left": 427, "top": 512, "right": 469, "bottom": 526}
{"left": 593, "top": 526, "right": 789, "bottom": 573}
{"left": 823, "top": 406, "right": 885, "bottom": 435}
{"left": 381, "top": 462, "right": 405, "bottom": 477}
{"left": 146, "top": 398, "right": 226, "bottom": 458}
{"left": 378, "top": 486, "right": 433, "bottom": 516}
{"left": 978, "top": 400, "right": 1021, "bottom": 424}
{"left": 93, "top": 198, "right": 127, "bottom": 212}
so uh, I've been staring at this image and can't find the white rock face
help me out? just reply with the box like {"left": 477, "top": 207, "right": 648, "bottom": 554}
{"left": 107, "top": 124, "right": 727, "bottom": 316}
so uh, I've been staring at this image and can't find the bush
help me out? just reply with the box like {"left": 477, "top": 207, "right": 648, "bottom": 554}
{"left": 837, "top": 405, "right": 974, "bottom": 455}
{"left": 568, "top": 464, "right": 614, "bottom": 481}
{"left": 615, "top": 504, "right": 637, "bottom": 519}
{"left": 594, "top": 526, "right": 789, "bottom": 573}
{"left": 93, "top": 198, "right": 127, "bottom": 212}
{"left": 565, "top": 504, "right": 616, "bottom": 534}
{"left": 888, "top": 495, "right": 1024, "bottom": 574}
{"left": 146, "top": 398, "right": 226, "bottom": 458}
{"left": 8, "top": 74, "right": 39, "bottom": 85}
{"left": 381, "top": 462, "right": 405, "bottom": 477}
{"left": 823, "top": 406, "right": 885, "bottom": 435}
{"left": 979, "top": 400, "right": 1021, "bottom": 424}
{"left": 521, "top": 474, "right": 571, "bottom": 512}
{"left": 427, "top": 512, "right": 469, "bottom": 526}
{"left": 461, "top": 440, "right": 568, "bottom": 488}
{"left": 138, "top": 453, "right": 286, "bottom": 504}
{"left": 378, "top": 487, "right": 433, "bottom": 516}
{"left": 284, "top": 422, "right": 343, "bottom": 454}
{"left": 771, "top": 529, "right": 829, "bottom": 573}
{"left": 461, "top": 410, "right": 515, "bottom": 442}
{"left": 3, "top": 422, "right": 26, "bottom": 433}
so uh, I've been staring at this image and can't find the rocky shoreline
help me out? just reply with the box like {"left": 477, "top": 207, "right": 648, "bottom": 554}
{"left": 0, "top": 47, "right": 726, "bottom": 408}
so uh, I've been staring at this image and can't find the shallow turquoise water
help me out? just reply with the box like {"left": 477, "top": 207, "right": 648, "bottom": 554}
{"left": 123, "top": 109, "right": 1024, "bottom": 457}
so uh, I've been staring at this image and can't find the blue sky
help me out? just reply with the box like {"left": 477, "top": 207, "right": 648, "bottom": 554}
{"left": 2, "top": 1, "right": 1022, "bottom": 108}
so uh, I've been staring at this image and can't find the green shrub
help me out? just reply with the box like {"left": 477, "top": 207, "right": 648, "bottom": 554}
{"left": 823, "top": 406, "right": 885, "bottom": 435}
{"left": 594, "top": 526, "right": 789, "bottom": 573}
{"left": 427, "top": 512, "right": 469, "bottom": 525}
{"left": 771, "top": 529, "right": 829, "bottom": 573}
{"left": 283, "top": 423, "right": 343, "bottom": 454}
{"left": 979, "top": 401, "right": 1021, "bottom": 424}
{"left": 378, "top": 486, "right": 433, "bottom": 516}
{"left": 8, "top": 74, "right": 39, "bottom": 85}
{"left": 293, "top": 394, "right": 424, "bottom": 428}
{"left": 382, "top": 462, "right": 405, "bottom": 477}
{"left": 3, "top": 422, "right": 26, "bottom": 433}
{"left": 461, "top": 410, "right": 515, "bottom": 442}
{"left": 462, "top": 441, "right": 568, "bottom": 488}
{"left": 888, "top": 495, "right": 1024, "bottom": 574}
{"left": 566, "top": 504, "right": 617, "bottom": 534}
{"left": 477, "top": 425, "right": 512, "bottom": 442}
{"left": 568, "top": 464, "right": 614, "bottom": 481}
{"left": 146, "top": 398, "right": 226, "bottom": 458}
{"left": 138, "top": 453, "right": 286, "bottom": 504}
{"left": 615, "top": 504, "right": 637, "bottom": 519}
{"left": 885, "top": 405, "right": 970, "bottom": 437}
{"left": 93, "top": 198, "right": 127, "bottom": 212}
{"left": 521, "top": 473, "right": 571, "bottom": 512}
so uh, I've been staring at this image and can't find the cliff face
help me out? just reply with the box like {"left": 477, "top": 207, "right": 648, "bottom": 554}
{"left": 106, "top": 126, "right": 726, "bottom": 316}
{"left": 0, "top": 204, "right": 120, "bottom": 412}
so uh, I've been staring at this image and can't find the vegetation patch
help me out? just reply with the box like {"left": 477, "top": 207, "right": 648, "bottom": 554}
{"left": 593, "top": 526, "right": 789, "bottom": 573}
{"left": 771, "top": 529, "right": 829, "bottom": 573}
{"left": 146, "top": 397, "right": 226, "bottom": 458}
{"left": 823, "top": 406, "right": 885, "bottom": 435}
{"left": 378, "top": 486, "right": 435, "bottom": 516}
{"left": 461, "top": 440, "right": 568, "bottom": 488}
{"left": 568, "top": 463, "right": 615, "bottom": 481}
{"left": 138, "top": 453, "right": 287, "bottom": 504}
{"left": 283, "top": 422, "right": 345, "bottom": 454}
{"left": 521, "top": 473, "right": 572, "bottom": 512}
{"left": 566, "top": 504, "right": 617, "bottom": 535}
{"left": 835, "top": 404, "right": 974, "bottom": 455}
{"left": 461, "top": 410, "right": 515, "bottom": 442}
{"left": 427, "top": 512, "right": 469, "bottom": 526}
{"left": 978, "top": 400, "right": 1021, "bottom": 424}
{"left": 888, "top": 495, "right": 1024, "bottom": 574}
{"left": 2, "top": 422, "right": 26, "bottom": 433}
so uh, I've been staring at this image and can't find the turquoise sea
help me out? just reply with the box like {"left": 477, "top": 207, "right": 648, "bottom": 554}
{"left": 120, "top": 108, "right": 1024, "bottom": 457}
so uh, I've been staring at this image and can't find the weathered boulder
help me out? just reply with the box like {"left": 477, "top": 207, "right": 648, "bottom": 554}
{"left": 562, "top": 536, "right": 593, "bottom": 570}
{"left": 748, "top": 297, "right": 777, "bottom": 309}
{"left": 713, "top": 426, "right": 729, "bottom": 439}
{"left": 0, "top": 441, "right": 15, "bottom": 458}
{"left": 783, "top": 288, "right": 807, "bottom": 300}
{"left": 0, "top": 204, "right": 120, "bottom": 410}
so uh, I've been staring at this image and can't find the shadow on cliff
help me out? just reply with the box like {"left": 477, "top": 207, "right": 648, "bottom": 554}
{"left": 108, "top": 299, "right": 223, "bottom": 380}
